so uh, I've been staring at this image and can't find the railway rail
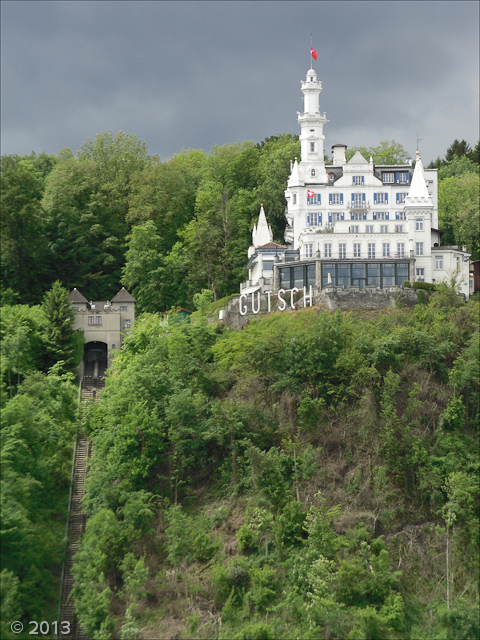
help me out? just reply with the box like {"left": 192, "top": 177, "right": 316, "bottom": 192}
{"left": 57, "top": 373, "right": 102, "bottom": 639}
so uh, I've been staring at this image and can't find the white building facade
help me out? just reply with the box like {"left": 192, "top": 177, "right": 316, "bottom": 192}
{"left": 243, "top": 66, "right": 471, "bottom": 297}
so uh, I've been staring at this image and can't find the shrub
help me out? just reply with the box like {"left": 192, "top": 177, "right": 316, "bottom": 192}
{"left": 412, "top": 281, "right": 436, "bottom": 291}
{"left": 403, "top": 280, "right": 411, "bottom": 288}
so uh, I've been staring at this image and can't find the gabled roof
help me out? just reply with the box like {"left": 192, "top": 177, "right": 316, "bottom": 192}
{"left": 347, "top": 151, "right": 369, "bottom": 165}
{"left": 68, "top": 288, "right": 88, "bottom": 303}
{"left": 257, "top": 242, "right": 287, "bottom": 250}
{"left": 111, "top": 287, "right": 136, "bottom": 303}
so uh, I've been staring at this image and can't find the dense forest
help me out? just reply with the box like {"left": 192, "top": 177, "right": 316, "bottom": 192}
{"left": 1, "top": 134, "right": 479, "bottom": 311}
{"left": 1, "top": 134, "right": 479, "bottom": 640}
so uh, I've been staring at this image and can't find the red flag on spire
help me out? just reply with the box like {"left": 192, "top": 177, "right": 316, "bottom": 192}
{"left": 310, "top": 46, "right": 317, "bottom": 61}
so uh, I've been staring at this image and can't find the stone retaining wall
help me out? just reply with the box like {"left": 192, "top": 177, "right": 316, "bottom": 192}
{"left": 221, "top": 287, "right": 420, "bottom": 329}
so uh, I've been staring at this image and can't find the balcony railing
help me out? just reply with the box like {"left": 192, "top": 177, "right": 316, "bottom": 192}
{"left": 302, "top": 252, "right": 408, "bottom": 261}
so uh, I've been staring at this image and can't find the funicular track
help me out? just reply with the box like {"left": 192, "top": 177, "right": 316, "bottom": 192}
{"left": 58, "top": 374, "right": 102, "bottom": 639}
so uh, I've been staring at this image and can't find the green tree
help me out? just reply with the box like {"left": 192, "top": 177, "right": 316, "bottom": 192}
{"left": 346, "top": 140, "right": 410, "bottom": 165}
{"left": 122, "top": 221, "right": 166, "bottom": 313}
{"left": 42, "top": 280, "right": 82, "bottom": 373}
{"left": 0, "top": 156, "right": 50, "bottom": 302}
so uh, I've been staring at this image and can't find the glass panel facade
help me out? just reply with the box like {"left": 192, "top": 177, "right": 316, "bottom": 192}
{"left": 278, "top": 262, "right": 410, "bottom": 291}
{"left": 294, "top": 266, "right": 304, "bottom": 289}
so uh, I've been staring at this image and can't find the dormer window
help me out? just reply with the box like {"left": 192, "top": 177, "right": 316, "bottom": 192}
{"left": 328, "top": 173, "right": 335, "bottom": 182}
{"left": 311, "top": 169, "right": 316, "bottom": 177}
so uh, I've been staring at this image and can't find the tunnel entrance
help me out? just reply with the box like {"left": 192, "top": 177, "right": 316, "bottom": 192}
{"left": 83, "top": 342, "right": 108, "bottom": 379}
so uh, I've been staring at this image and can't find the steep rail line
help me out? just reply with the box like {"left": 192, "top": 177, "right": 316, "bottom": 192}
{"left": 58, "top": 374, "right": 102, "bottom": 639}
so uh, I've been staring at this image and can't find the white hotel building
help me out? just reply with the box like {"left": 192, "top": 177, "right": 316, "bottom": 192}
{"left": 242, "top": 67, "right": 471, "bottom": 297}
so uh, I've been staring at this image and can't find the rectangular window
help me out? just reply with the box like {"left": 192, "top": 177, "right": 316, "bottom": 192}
{"left": 396, "top": 193, "right": 406, "bottom": 204}
{"left": 416, "top": 218, "right": 424, "bottom": 231}
{"left": 397, "top": 243, "right": 405, "bottom": 257}
{"left": 366, "top": 225, "right": 374, "bottom": 234}
{"left": 383, "top": 243, "right": 391, "bottom": 257}
{"left": 416, "top": 242, "right": 424, "bottom": 256}
{"left": 352, "top": 193, "right": 365, "bottom": 208}
{"left": 395, "top": 225, "right": 404, "bottom": 233}
{"left": 119, "top": 305, "right": 127, "bottom": 311}
{"left": 330, "top": 193, "right": 343, "bottom": 205}
{"left": 339, "top": 243, "right": 346, "bottom": 259}
{"left": 435, "top": 255, "right": 444, "bottom": 270}
{"left": 324, "top": 243, "right": 332, "bottom": 258}
{"left": 332, "top": 212, "right": 344, "bottom": 221}
{"left": 380, "top": 225, "right": 389, "bottom": 234}
{"left": 308, "top": 193, "right": 321, "bottom": 205}
{"left": 353, "top": 176, "right": 364, "bottom": 186}
{"left": 416, "top": 268, "right": 424, "bottom": 281}
{"left": 306, "top": 211, "right": 322, "bottom": 226}
{"left": 368, "top": 243, "right": 376, "bottom": 258}
{"left": 396, "top": 172, "right": 409, "bottom": 184}
{"left": 123, "top": 319, "right": 131, "bottom": 329}
{"left": 354, "top": 243, "right": 361, "bottom": 258}
{"left": 395, "top": 211, "right": 406, "bottom": 220}
{"left": 383, "top": 172, "right": 395, "bottom": 183}
{"left": 373, "top": 211, "right": 389, "bottom": 220}
{"left": 88, "top": 316, "right": 95, "bottom": 326}
{"left": 374, "top": 193, "right": 388, "bottom": 204}
{"left": 293, "top": 194, "right": 297, "bottom": 204}
{"left": 350, "top": 225, "right": 359, "bottom": 234}
{"left": 310, "top": 142, "right": 315, "bottom": 152}
{"left": 304, "top": 243, "right": 313, "bottom": 258}
{"left": 351, "top": 211, "right": 367, "bottom": 221}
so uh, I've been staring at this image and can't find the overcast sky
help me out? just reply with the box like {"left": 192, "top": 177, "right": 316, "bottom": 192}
{"left": 2, "top": 1, "right": 479, "bottom": 165}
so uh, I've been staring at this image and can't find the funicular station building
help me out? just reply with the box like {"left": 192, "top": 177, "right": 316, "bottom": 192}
{"left": 68, "top": 286, "right": 136, "bottom": 377}
{"left": 241, "top": 66, "right": 471, "bottom": 301}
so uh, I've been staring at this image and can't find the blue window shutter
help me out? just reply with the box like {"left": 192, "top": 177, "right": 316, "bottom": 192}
{"left": 329, "top": 194, "right": 332, "bottom": 205}
{"left": 341, "top": 212, "right": 344, "bottom": 220}
{"left": 374, "top": 194, "right": 377, "bottom": 204}
{"left": 406, "top": 173, "right": 410, "bottom": 184}
{"left": 340, "top": 194, "right": 344, "bottom": 205}
{"left": 352, "top": 177, "right": 355, "bottom": 185}
{"left": 363, "top": 212, "right": 367, "bottom": 220}
{"left": 385, "top": 212, "right": 389, "bottom": 220}
{"left": 318, "top": 194, "right": 321, "bottom": 205}
{"left": 373, "top": 212, "right": 377, "bottom": 220}
{"left": 395, "top": 211, "right": 399, "bottom": 220}
{"left": 319, "top": 213, "right": 322, "bottom": 224}
{"left": 396, "top": 193, "right": 399, "bottom": 204}
{"left": 385, "top": 193, "right": 388, "bottom": 204}
{"left": 362, "top": 176, "right": 365, "bottom": 185}
{"left": 396, "top": 172, "right": 400, "bottom": 184}
{"left": 351, "top": 213, "right": 355, "bottom": 221}
{"left": 328, "top": 212, "right": 332, "bottom": 223}
{"left": 362, "top": 193, "right": 366, "bottom": 203}
{"left": 351, "top": 194, "right": 355, "bottom": 204}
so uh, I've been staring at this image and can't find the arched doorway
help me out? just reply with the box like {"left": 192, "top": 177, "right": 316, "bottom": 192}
{"left": 83, "top": 341, "right": 108, "bottom": 379}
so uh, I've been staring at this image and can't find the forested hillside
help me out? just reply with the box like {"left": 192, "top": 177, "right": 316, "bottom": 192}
{"left": 1, "top": 135, "right": 479, "bottom": 311}
{"left": 1, "top": 134, "right": 479, "bottom": 640}
{"left": 73, "top": 293, "right": 478, "bottom": 639}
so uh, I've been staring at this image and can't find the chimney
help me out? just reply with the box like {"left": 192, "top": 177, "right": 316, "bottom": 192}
{"left": 332, "top": 144, "right": 347, "bottom": 166}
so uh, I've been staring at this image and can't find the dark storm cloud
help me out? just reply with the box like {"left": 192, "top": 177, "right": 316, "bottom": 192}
{"left": 1, "top": 1, "right": 478, "bottom": 164}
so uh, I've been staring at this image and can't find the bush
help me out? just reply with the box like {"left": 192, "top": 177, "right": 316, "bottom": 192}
{"left": 412, "top": 281, "right": 436, "bottom": 291}
{"left": 403, "top": 281, "right": 411, "bottom": 288}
